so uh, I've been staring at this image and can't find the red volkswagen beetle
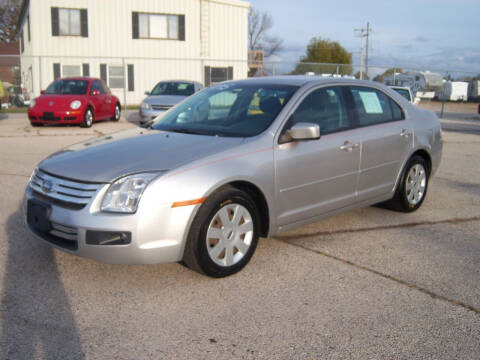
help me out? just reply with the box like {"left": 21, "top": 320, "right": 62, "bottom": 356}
{"left": 28, "top": 77, "right": 121, "bottom": 127}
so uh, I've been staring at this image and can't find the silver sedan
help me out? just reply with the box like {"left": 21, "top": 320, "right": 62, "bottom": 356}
{"left": 25, "top": 76, "right": 442, "bottom": 277}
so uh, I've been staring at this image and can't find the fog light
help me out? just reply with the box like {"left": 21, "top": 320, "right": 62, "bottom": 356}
{"left": 86, "top": 231, "right": 131, "bottom": 245}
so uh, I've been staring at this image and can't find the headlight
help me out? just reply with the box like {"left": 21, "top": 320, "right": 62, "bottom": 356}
{"left": 29, "top": 99, "right": 36, "bottom": 108}
{"left": 70, "top": 100, "right": 82, "bottom": 110}
{"left": 101, "top": 173, "right": 159, "bottom": 213}
{"left": 141, "top": 102, "right": 150, "bottom": 110}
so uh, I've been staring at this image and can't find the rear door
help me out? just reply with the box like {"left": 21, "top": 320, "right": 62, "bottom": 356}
{"left": 275, "top": 86, "right": 361, "bottom": 227}
{"left": 348, "top": 86, "right": 413, "bottom": 201}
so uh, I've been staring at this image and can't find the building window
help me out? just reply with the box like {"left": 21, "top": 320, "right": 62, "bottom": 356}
{"left": 62, "top": 65, "right": 81, "bottom": 77}
{"left": 59, "top": 8, "right": 81, "bottom": 35}
{"left": 108, "top": 66, "right": 124, "bottom": 88}
{"left": 138, "top": 13, "right": 180, "bottom": 39}
{"left": 52, "top": 7, "right": 88, "bottom": 37}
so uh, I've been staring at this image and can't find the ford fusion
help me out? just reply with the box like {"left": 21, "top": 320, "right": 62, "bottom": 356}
{"left": 25, "top": 76, "right": 442, "bottom": 277}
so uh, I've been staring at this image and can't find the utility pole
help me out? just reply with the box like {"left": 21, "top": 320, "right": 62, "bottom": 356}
{"left": 365, "top": 22, "right": 370, "bottom": 79}
{"left": 355, "top": 22, "right": 371, "bottom": 80}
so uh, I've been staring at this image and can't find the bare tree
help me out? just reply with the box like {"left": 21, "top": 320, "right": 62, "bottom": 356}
{"left": 0, "top": 0, "right": 22, "bottom": 44}
{"left": 248, "top": 8, "right": 283, "bottom": 58}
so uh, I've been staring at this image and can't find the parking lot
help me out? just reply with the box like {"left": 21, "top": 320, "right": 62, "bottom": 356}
{"left": 0, "top": 109, "right": 479, "bottom": 359}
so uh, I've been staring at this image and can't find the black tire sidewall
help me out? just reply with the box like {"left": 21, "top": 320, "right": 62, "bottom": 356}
{"left": 82, "top": 108, "right": 93, "bottom": 128}
{"left": 397, "top": 156, "right": 429, "bottom": 212}
{"left": 188, "top": 189, "right": 260, "bottom": 277}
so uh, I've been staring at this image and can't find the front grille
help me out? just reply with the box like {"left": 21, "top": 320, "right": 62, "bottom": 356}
{"left": 29, "top": 221, "right": 78, "bottom": 251}
{"left": 151, "top": 104, "right": 173, "bottom": 111}
{"left": 64, "top": 116, "right": 77, "bottom": 121}
{"left": 39, "top": 112, "right": 61, "bottom": 121}
{"left": 29, "top": 169, "right": 104, "bottom": 209}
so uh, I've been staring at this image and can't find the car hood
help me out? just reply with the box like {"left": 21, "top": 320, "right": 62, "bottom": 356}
{"left": 38, "top": 128, "right": 245, "bottom": 183}
{"left": 35, "top": 94, "right": 86, "bottom": 108}
{"left": 143, "top": 95, "right": 186, "bottom": 106}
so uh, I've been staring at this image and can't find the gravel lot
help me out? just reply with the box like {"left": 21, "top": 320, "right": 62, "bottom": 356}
{"left": 0, "top": 111, "right": 479, "bottom": 359}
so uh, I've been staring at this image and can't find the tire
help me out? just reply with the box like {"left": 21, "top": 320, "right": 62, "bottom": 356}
{"left": 111, "top": 103, "right": 121, "bottom": 121}
{"left": 386, "top": 155, "right": 429, "bottom": 212}
{"left": 183, "top": 186, "right": 260, "bottom": 278}
{"left": 81, "top": 108, "right": 93, "bottom": 128}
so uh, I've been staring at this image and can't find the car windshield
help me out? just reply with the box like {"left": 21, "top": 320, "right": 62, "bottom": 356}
{"left": 392, "top": 88, "right": 411, "bottom": 101}
{"left": 45, "top": 80, "right": 89, "bottom": 95}
{"left": 150, "top": 82, "right": 196, "bottom": 96}
{"left": 152, "top": 83, "right": 298, "bottom": 137}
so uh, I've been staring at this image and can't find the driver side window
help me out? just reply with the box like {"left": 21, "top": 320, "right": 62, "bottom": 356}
{"left": 290, "top": 86, "right": 350, "bottom": 135}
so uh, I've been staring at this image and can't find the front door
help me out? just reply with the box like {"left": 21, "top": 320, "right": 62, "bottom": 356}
{"left": 275, "top": 86, "right": 361, "bottom": 227}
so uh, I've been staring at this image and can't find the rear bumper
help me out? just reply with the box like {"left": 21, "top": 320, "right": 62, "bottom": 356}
{"left": 28, "top": 109, "right": 84, "bottom": 124}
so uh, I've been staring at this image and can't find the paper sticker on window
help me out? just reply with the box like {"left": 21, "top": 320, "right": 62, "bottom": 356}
{"left": 358, "top": 91, "right": 383, "bottom": 114}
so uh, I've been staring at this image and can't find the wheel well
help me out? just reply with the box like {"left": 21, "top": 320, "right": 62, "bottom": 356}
{"left": 411, "top": 149, "right": 432, "bottom": 175}
{"left": 229, "top": 181, "right": 270, "bottom": 237}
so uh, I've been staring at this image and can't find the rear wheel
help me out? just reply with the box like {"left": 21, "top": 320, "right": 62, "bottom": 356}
{"left": 81, "top": 108, "right": 93, "bottom": 128}
{"left": 183, "top": 186, "right": 260, "bottom": 277}
{"left": 386, "top": 155, "right": 429, "bottom": 212}
{"left": 111, "top": 103, "right": 121, "bottom": 121}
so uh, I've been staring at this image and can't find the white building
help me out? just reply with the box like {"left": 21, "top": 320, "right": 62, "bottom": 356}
{"left": 17, "top": 0, "right": 250, "bottom": 104}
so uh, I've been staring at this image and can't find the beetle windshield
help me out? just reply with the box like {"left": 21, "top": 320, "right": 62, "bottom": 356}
{"left": 151, "top": 82, "right": 196, "bottom": 96}
{"left": 152, "top": 82, "right": 298, "bottom": 137}
{"left": 45, "top": 80, "right": 89, "bottom": 95}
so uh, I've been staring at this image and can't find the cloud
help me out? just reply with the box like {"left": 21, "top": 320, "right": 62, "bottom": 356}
{"left": 414, "top": 35, "right": 429, "bottom": 43}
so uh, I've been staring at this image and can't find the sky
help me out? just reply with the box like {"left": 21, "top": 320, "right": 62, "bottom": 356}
{"left": 249, "top": 0, "right": 480, "bottom": 77}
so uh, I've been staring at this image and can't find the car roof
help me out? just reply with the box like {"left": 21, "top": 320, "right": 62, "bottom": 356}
{"left": 223, "top": 75, "right": 378, "bottom": 87}
{"left": 59, "top": 77, "right": 98, "bottom": 82}
{"left": 389, "top": 86, "right": 411, "bottom": 90}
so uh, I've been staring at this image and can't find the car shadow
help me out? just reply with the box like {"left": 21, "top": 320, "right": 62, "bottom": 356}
{"left": 0, "top": 113, "right": 8, "bottom": 121}
{"left": 0, "top": 206, "right": 85, "bottom": 359}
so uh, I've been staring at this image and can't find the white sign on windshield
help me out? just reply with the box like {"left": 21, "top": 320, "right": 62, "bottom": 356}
{"left": 359, "top": 91, "right": 383, "bottom": 114}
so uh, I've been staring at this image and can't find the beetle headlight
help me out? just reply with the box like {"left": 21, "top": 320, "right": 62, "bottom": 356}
{"left": 70, "top": 100, "right": 82, "bottom": 110}
{"left": 29, "top": 99, "right": 36, "bottom": 108}
{"left": 141, "top": 102, "right": 150, "bottom": 110}
{"left": 101, "top": 173, "right": 160, "bottom": 213}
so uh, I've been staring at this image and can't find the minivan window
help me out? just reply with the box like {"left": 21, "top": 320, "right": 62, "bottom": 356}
{"left": 152, "top": 83, "right": 298, "bottom": 137}
{"left": 290, "top": 86, "right": 350, "bottom": 135}
{"left": 350, "top": 87, "right": 396, "bottom": 126}
{"left": 151, "top": 81, "right": 196, "bottom": 96}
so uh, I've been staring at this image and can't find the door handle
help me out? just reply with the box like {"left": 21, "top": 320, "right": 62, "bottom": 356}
{"left": 400, "top": 129, "right": 411, "bottom": 138}
{"left": 339, "top": 141, "right": 359, "bottom": 152}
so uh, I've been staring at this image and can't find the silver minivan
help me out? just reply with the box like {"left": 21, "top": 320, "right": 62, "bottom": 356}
{"left": 25, "top": 76, "right": 442, "bottom": 277}
{"left": 139, "top": 80, "right": 203, "bottom": 123}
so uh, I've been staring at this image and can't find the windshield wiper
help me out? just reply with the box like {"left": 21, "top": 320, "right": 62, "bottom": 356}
{"left": 168, "top": 128, "right": 212, "bottom": 136}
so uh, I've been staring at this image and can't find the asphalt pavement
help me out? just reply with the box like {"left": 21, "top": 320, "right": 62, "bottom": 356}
{"left": 0, "top": 112, "right": 479, "bottom": 359}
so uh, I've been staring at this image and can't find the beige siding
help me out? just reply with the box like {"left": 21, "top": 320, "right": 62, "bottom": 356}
{"left": 21, "top": 0, "right": 250, "bottom": 103}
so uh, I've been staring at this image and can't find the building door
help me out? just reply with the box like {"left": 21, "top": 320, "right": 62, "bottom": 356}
{"left": 204, "top": 66, "right": 233, "bottom": 86}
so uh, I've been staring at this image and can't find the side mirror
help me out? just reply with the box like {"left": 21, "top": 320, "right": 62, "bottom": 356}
{"left": 144, "top": 91, "right": 151, "bottom": 96}
{"left": 90, "top": 89, "right": 100, "bottom": 96}
{"left": 287, "top": 122, "right": 320, "bottom": 141}
{"left": 40, "top": 90, "right": 45, "bottom": 95}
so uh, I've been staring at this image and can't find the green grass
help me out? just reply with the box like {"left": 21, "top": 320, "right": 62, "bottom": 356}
{"left": 0, "top": 107, "right": 28, "bottom": 113}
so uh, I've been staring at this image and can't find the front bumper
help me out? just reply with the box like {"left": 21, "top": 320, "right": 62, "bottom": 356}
{"left": 28, "top": 108, "right": 84, "bottom": 124}
{"left": 24, "top": 185, "right": 196, "bottom": 264}
{"left": 139, "top": 108, "right": 166, "bottom": 123}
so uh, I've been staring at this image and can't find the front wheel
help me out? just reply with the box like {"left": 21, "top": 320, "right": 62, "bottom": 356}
{"left": 111, "top": 103, "right": 121, "bottom": 121}
{"left": 387, "top": 155, "right": 429, "bottom": 212}
{"left": 81, "top": 108, "right": 93, "bottom": 128}
{"left": 183, "top": 186, "right": 260, "bottom": 277}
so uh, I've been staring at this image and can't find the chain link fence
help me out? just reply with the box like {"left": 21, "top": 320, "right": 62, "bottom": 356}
{"left": 1, "top": 55, "right": 479, "bottom": 117}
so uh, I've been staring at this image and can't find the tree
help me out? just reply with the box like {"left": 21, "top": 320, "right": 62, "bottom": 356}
{"left": 373, "top": 68, "right": 403, "bottom": 83}
{"left": 0, "top": 0, "right": 22, "bottom": 44}
{"left": 248, "top": 8, "right": 283, "bottom": 76}
{"left": 291, "top": 37, "right": 353, "bottom": 75}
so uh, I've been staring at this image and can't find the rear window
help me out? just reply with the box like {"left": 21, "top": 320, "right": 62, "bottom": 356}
{"left": 392, "top": 88, "right": 411, "bottom": 102}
